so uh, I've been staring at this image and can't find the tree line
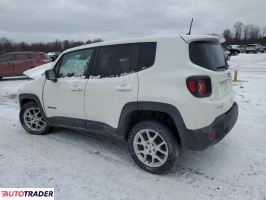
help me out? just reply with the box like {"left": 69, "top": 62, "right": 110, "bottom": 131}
{"left": 223, "top": 22, "right": 266, "bottom": 45}
{"left": 0, "top": 37, "right": 103, "bottom": 55}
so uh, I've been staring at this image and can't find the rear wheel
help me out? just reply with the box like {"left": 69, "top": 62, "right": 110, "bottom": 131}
{"left": 19, "top": 102, "right": 51, "bottom": 135}
{"left": 128, "top": 120, "right": 180, "bottom": 174}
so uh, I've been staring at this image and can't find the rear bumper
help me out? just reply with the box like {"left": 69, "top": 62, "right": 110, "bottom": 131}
{"left": 179, "top": 102, "right": 238, "bottom": 151}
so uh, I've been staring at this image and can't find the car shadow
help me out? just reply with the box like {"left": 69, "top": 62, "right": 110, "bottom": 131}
{"left": 46, "top": 127, "right": 229, "bottom": 176}
{"left": 48, "top": 127, "right": 131, "bottom": 164}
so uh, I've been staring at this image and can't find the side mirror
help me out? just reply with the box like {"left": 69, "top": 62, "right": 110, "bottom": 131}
{"left": 45, "top": 69, "right": 57, "bottom": 82}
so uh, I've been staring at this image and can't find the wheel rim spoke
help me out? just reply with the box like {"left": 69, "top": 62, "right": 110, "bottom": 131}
{"left": 23, "top": 107, "right": 46, "bottom": 132}
{"left": 133, "top": 129, "right": 168, "bottom": 168}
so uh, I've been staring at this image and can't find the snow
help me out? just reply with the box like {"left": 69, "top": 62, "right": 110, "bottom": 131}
{"left": 23, "top": 62, "right": 54, "bottom": 80}
{"left": 0, "top": 53, "right": 266, "bottom": 200}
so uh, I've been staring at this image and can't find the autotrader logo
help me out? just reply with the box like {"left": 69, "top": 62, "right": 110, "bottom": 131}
{"left": 0, "top": 188, "right": 54, "bottom": 200}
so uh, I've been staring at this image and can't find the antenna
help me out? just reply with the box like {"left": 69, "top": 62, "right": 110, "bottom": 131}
{"left": 187, "top": 18, "right": 194, "bottom": 35}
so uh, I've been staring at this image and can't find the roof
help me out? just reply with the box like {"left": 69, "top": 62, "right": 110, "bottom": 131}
{"left": 1, "top": 51, "right": 37, "bottom": 56}
{"left": 63, "top": 34, "right": 219, "bottom": 54}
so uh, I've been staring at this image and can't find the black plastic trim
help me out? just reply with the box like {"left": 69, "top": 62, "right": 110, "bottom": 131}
{"left": 179, "top": 102, "right": 238, "bottom": 150}
{"left": 19, "top": 94, "right": 47, "bottom": 118}
{"left": 18, "top": 95, "right": 238, "bottom": 151}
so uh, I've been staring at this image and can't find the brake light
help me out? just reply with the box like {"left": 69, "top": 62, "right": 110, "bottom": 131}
{"left": 186, "top": 76, "right": 212, "bottom": 97}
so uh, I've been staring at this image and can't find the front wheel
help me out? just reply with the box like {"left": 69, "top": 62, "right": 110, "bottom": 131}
{"left": 128, "top": 120, "right": 180, "bottom": 174}
{"left": 19, "top": 102, "right": 51, "bottom": 135}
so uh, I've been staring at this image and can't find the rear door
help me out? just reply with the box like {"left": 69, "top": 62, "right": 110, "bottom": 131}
{"left": 14, "top": 53, "right": 33, "bottom": 75}
{"left": 85, "top": 44, "right": 139, "bottom": 128}
{"left": 0, "top": 54, "right": 14, "bottom": 77}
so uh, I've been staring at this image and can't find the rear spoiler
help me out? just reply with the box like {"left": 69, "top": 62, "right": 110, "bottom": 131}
{"left": 180, "top": 35, "right": 223, "bottom": 43}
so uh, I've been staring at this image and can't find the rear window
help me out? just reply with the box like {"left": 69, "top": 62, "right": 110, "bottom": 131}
{"left": 95, "top": 44, "right": 138, "bottom": 78}
{"left": 15, "top": 53, "right": 28, "bottom": 61}
{"left": 189, "top": 41, "right": 227, "bottom": 71}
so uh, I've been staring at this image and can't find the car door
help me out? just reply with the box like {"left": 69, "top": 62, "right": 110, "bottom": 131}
{"left": 14, "top": 53, "right": 33, "bottom": 75}
{"left": 85, "top": 44, "right": 139, "bottom": 129}
{"left": 43, "top": 48, "right": 95, "bottom": 127}
{"left": 0, "top": 54, "right": 14, "bottom": 77}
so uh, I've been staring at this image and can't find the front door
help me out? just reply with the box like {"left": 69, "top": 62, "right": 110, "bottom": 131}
{"left": 43, "top": 48, "right": 94, "bottom": 125}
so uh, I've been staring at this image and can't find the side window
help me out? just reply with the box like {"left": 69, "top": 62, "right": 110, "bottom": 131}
{"left": 57, "top": 49, "right": 94, "bottom": 78}
{"left": 138, "top": 42, "right": 156, "bottom": 70}
{"left": 15, "top": 53, "right": 28, "bottom": 61}
{"left": 0, "top": 54, "right": 13, "bottom": 62}
{"left": 95, "top": 44, "right": 137, "bottom": 78}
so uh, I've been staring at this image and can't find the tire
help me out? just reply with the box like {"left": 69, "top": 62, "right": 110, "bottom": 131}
{"left": 128, "top": 120, "right": 180, "bottom": 174}
{"left": 19, "top": 102, "right": 51, "bottom": 135}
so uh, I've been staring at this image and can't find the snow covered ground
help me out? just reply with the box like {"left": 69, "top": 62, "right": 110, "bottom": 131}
{"left": 0, "top": 54, "right": 266, "bottom": 200}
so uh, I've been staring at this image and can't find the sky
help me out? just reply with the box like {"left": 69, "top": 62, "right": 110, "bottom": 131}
{"left": 0, "top": 0, "right": 265, "bottom": 42}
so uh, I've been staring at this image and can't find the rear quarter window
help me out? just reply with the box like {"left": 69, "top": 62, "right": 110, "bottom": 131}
{"left": 189, "top": 41, "right": 227, "bottom": 71}
{"left": 137, "top": 42, "right": 156, "bottom": 71}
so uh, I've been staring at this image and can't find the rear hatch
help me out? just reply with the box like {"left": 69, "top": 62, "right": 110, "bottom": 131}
{"left": 182, "top": 35, "right": 234, "bottom": 115}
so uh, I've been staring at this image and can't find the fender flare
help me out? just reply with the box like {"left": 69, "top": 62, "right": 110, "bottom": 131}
{"left": 19, "top": 93, "right": 47, "bottom": 118}
{"left": 117, "top": 101, "right": 186, "bottom": 138}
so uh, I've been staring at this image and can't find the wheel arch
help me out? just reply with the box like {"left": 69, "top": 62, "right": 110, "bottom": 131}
{"left": 19, "top": 93, "right": 47, "bottom": 118}
{"left": 117, "top": 102, "right": 186, "bottom": 145}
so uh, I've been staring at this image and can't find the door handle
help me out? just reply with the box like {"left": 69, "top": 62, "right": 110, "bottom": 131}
{"left": 116, "top": 84, "right": 132, "bottom": 91}
{"left": 71, "top": 85, "right": 82, "bottom": 91}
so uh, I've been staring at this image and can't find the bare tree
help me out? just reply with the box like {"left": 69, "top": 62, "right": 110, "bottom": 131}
{"left": 243, "top": 25, "right": 252, "bottom": 44}
{"left": 0, "top": 37, "right": 103, "bottom": 55}
{"left": 249, "top": 25, "right": 261, "bottom": 42}
{"left": 262, "top": 26, "right": 266, "bottom": 38}
{"left": 223, "top": 29, "right": 233, "bottom": 42}
{"left": 233, "top": 22, "right": 243, "bottom": 42}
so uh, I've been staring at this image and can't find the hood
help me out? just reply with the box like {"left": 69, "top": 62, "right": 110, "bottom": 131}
{"left": 23, "top": 62, "right": 54, "bottom": 79}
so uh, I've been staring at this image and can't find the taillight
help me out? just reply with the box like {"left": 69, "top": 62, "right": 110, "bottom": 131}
{"left": 186, "top": 76, "right": 212, "bottom": 97}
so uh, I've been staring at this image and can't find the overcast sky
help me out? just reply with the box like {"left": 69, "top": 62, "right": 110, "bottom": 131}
{"left": 0, "top": 0, "right": 265, "bottom": 42}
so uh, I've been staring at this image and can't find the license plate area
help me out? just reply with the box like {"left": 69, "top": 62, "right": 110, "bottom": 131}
{"left": 220, "top": 79, "right": 231, "bottom": 97}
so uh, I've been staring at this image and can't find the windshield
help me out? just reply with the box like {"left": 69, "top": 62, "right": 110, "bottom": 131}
{"left": 189, "top": 41, "right": 227, "bottom": 71}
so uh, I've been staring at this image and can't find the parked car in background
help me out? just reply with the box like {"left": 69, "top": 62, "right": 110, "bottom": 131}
{"left": 226, "top": 45, "right": 245, "bottom": 56}
{"left": 0, "top": 52, "right": 50, "bottom": 79}
{"left": 47, "top": 52, "right": 61, "bottom": 61}
{"left": 223, "top": 48, "right": 231, "bottom": 61}
{"left": 245, "top": 44, "right": 265, "bottom": 53}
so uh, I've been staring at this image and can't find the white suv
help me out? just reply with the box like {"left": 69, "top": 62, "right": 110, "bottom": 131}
{"left": 18, "top": 35, "right": 238, "bottom": 174}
